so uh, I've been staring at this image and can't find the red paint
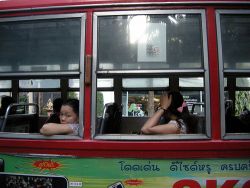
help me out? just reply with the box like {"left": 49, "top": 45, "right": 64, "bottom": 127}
{"left": 206, "top": 7, "right": 221, "bottom": 139}
{"left": 173, "top": 179, "right": 201, "bottom": 188}
{"left": 32, "top": 160, "right": 62, "bottom": 170}
{"left": 124, "top": 179, "right": 143, "bottom": 186}
{"left": 243, "top": 180, "right": 250, "bottom": 188}
{"left": 173, "top": 179, "right": 248, "bottom": 188}
{"left": 0, "top": 0, "right": 249, "bottom": 160}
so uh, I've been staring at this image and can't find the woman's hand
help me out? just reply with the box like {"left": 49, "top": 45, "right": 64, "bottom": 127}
{"left": 160, "top": 94, "right": 172, "bottom": 110}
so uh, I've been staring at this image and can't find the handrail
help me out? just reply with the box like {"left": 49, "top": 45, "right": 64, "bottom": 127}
{"left": 1, "top": 103, "right": 39, "bottom": 132}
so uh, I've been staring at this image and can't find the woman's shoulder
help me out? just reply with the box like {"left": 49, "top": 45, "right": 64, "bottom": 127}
{"left": 177, "top": 119, "right": 187, "bottom": 133}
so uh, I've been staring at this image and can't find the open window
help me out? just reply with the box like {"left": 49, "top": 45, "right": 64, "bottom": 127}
{"left": 0, "top": 13, "right": 85, "bottom": 139}
{"left": 217, "top": 10, "right": 250, "bottom": 139}
{"left": 92, "top": 10, "right": 210, "bottom": 140}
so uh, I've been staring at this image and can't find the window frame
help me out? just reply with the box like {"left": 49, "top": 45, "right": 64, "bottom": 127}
{"left": 217, "top": 9, "right": 250, "bottom": 140}
{"left": 0, "top": 13, "right": 86, "bottom": 139}
{"left": 92, "top": 9, "right": 211, "bottom": 140}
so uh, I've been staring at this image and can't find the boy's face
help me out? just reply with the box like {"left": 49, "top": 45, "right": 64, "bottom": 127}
{"left": 59, "top": 105, "right": 78, "bottom": 124}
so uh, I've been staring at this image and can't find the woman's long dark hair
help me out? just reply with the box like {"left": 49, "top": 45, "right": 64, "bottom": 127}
{"left": 163, "top": 91, "right": 198, "bottom": 133}
{"left": 63, "top": 99, "right": 79, "bottom": 117}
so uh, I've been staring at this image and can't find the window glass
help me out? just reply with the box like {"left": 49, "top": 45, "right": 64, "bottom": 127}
{"left": 179, "top": 78, "right": 204, "bottom": 115}
{"left": 179, "top": 77, "right": 204, "bottom": 87}
{"left": 122, "top": 91, "right": 162, "bottom": 117}
{"left": 0, "top": 81, "right": 12, "bottom": 112}
{"left": 97, "top": 79, "right": 114, "bottom": 88}
{"left": 0, "top": 92, "right": 11, "bottom": 98}
{"left": 97, "top": 14, "right": 203, "bottom": 70}
{"left": 96, "top": 91, "right": 114, "bottom": 117}
{"left": 182, "top": 91, "right": 205, "bottom": 115}
{"left": 69, "top": 79, "right": 80, "bottom": 88}
{"left": 224, "top": 86, "right": 250, "bottom": 133}
{"left": 0, "top": 94, "right": 11, "bottom": 108}
{"left": 236, "top": 77, "right": 250, "bottom": 87}
{"left": 123, "top": 78, "right": 169, "bottom": 88}
{"left": 0, "top": 80, "right": 11, "bottom": 88}
{"left": 19, "top": 79, "right": 60, "bottom": 89}
{"left": 68, "top": 91, "right": 80, "bottom": 100}
{"left": 219, "top": 12, "right": 250, "bottom": 135}
{"left": 94, "top": 10, "right": 208, "bottom": 138}
{"left": 0, "top": 17, "right": 81, "bottom": 73}
{"left": 19, "top": 92, "right": 61, "bottom": 115}
{"left": 220, "top": 14, "right": 250, "bottom": 69}
{"left": 0, "top": 14, "right": 84, "bottom": 138}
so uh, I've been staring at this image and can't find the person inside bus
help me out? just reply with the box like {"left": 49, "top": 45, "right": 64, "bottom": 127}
{"left": 45, "top": 98, "right": 63, "bottom": 124}
{"left": 40, "top": 99, "right": 79, "bottom": 136}
{"left": 0, "top": 96, "right": 16, "bottom": 116}
{"left": 141, "top": 91, "right": 196, "bottom": 134}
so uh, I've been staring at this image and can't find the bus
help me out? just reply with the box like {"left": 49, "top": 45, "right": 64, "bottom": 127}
{"left": 0, "top": 0, "right": 249, "bottom": 187}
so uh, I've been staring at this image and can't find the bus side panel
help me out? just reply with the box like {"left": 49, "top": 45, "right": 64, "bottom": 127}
{"left": 0, "top": 153, "right": 249, "bottom": 188}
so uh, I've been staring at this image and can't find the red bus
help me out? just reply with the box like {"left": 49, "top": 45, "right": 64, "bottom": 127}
{"left": 0, "top": 0, "right": 249, "bottom": 187}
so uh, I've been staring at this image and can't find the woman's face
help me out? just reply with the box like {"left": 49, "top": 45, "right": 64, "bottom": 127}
{"left": 60, "top": 105, "right": 78, "bottom": 124}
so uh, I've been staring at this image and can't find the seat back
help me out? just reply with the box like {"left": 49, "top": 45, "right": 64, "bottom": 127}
{"left": 120, "top": 117, "right": 149, "bottom": 134}
{"left": 99, "top": 103, "right": 122, "bottom": 134}
{"left": 0, "top": 103, "right": 39, "bottom": 133}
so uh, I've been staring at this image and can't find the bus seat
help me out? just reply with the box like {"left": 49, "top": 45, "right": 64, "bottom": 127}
{"left": 185, "top": 114, "right": 205, "bottom": 134}
{"left": 98, "top": 103, "right": 122, "bottom": 134}
{"left": 196, "top": 116, "right": 205, "bottom": 133}
{"left": 120, "top": 117, "right": 149, "bottom": 134}
{"left": 0, "top": 103, "right": 39, "bottom": 133}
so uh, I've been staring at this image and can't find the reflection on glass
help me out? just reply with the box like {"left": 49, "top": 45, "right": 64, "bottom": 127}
{"left": 236, "top": 77, "right": 250, "bottom": 87}
{"left": 0, "top": 93, "right": 12, "bottom": 108}
{"left": 69, "top": 79, "right": 80, "bottom": 88}
{"left": 96, "top": 91, "right": 114, "bottom": 117}
{"left": 19, "top": 92, "right": 60, "bottom": 115}
{"left": 129, "top": 15, "right": 148, "bottom": 44}
{"left": 220, "top": 15, "right": 250, "bottom": 69}
{"left": 179, "top": 77, "right": 204, "bottom": 87}
{"left": 97, "top": 79, "right": 114, "bottom": 88}
{"left": 0, "top": 17, "right": 81, "bottom": 72}
{"left": 182, "top": 91, "right": 205, "bottom": 115}
{"left": 225, "top": 90, "right": 250, "bottom": 133}
{"left": 122, "top": 91, "right": 154, "bottom": 117}
{"left": 123, "top": 78, "right": 169, "bottom": 88}
{"left": 224, "top": 76, "right": 250, "bottom": 133}
{"left": 97, "top": 13, "right": 203, "bottom": 70}
{"left": 122, "top": 90, "right": 205, "bottom": 117}
{"left": 19, "top": 79, "right": 60, "bottom": 88}
{"left": 0, "top": 80, "right": 11, "bottom": 88}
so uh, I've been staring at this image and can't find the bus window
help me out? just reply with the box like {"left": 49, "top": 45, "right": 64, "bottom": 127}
{"left": 93, "top": 10, "right": 210, "bottom": 140}
{"left": 217, "top": 10, "right": 250, "bottom": 138}
{"left": 0, "top": 81, "right": 12, "bottom": 101}
{"left": 0, "top": 13, "right": 85, "bottom": 138}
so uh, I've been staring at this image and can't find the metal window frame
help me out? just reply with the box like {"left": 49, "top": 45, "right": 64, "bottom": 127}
{"left": 0, "top": 13, "right": 86, "bottom": 139}
{"left": 216, "top": 9, "right": 250, "bottom": 140}
{"left": 92, "top": 9, "right": 210, "bottom": 140}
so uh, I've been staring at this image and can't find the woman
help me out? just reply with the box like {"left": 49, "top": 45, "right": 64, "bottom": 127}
{"left": 141, "top": 91, "right": 194, "bottom": 134}
{"left": 40, "top": 99, "right": 79, "bottom": 136}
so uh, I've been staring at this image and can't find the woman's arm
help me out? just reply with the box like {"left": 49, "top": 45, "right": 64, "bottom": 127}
{"left": 141, "top": 108, "right": 180, "bottom": 134}
{"left": 141, "top": 94, "right": 179, "bottom": 134}
{"left": 40, "top": 123, "right": 74, "bottom": 136}
{"left": 141, "top": 120, "right": 180, "bottom": 134}
{"left": 141, "top": 108, "right": 165, "bottom": 134}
